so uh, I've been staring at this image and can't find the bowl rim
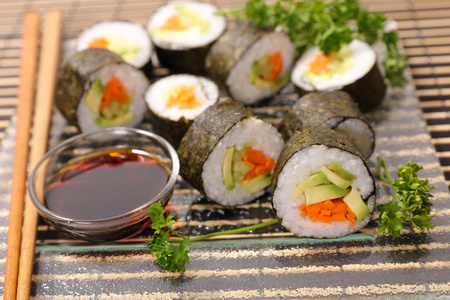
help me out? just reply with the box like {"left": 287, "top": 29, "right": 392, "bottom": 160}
{"left": 28, "top": 127, "right": 180, "bottom": 224}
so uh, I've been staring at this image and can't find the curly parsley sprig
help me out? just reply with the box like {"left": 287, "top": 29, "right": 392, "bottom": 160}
{"left": 375, "top": 157, "right": 435, "bottom": 237}
{"left": 218, "top": 0, "right": 408, "bottom": 87}
{"left": 147, "top": 202, "right": 279, "bottom": 272}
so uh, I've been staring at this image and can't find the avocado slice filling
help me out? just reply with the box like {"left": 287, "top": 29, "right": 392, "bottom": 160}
{"left": 221, "top": 141, "right": 274, "bottom": 194}
{"left": 84, "top": 78, "right": 134, "bottom": 127}
{"left": 295, "top": 162, "right": 370, "bottom": 225}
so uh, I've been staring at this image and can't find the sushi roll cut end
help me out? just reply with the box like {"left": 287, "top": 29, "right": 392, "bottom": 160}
{"left": 77, "top": 21, "right": 152, "bottom": 68}
{"left": 272, "top": 128, "right": 375, "bottom": 238}
{"left": 145, "top": 74, "right": 219, "bottom": 147}
{"left": 148, "top": 2, "right": 225, "bottom": 50}
{"left": 78, "top": 64, "right": 149, "bottom": 132}
{"left": 202, "top": 117, "right": 285, "bottom": 206}
{"left": 291, "top": 39, "right": 386, "bottom": 112}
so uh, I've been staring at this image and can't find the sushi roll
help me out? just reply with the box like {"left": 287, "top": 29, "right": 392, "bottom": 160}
{"left": 271, "top": 127, "right": 376, "bottom": 238}
{"left": 178, "top": 97, "right": 285, "bottom": 207}
{"left": 147, "top": 1, "right": 226, "bottom": 74}
{"left": 76, "top": 20, "right": 152, "bottom": 71}
{"left": 280, "top": 91, "right": 375, "bottom": 159}
{"left": 291, "top": 39, "right": 386, "bottom": 112}
{"left": 205, "top": 22, "right": 296, "bottom": 105}
{"left": 55, "top": 48, "right": 149, "bottom": 132}
{"left": 145, "top": 74, "right": 219, "bottom": 148}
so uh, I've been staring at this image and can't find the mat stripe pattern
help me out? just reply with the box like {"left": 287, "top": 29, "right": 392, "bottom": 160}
{"left": 0, "top": 0, "right": 450, "bottom": 298}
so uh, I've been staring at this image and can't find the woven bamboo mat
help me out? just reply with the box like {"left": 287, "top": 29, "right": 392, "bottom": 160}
{"left": 0, "top": 0, "right": 450, "bottom": 298}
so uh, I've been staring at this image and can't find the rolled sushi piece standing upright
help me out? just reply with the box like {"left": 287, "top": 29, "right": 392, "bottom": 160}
{"left": 291, "top": 39, "right": 386, "bottom": 112}
{"left": 147, "top": 1, "right": 226, "bottom": 74}
{"left": 279, "top": 91, "right": 375, "bottom": 158}
{"left": 205, "top": 22, "right": 296, "bottom": 105}
{"left": 55, "top": 48, "right": 150, "bottom": 132}
{"left": 271, "top": 127, "right": 376, "bottom": 238}
{"left": 76, "top": 20, "right": 153, "bottom": 73}
{"left": 145, "top": 74, "right": 219, "bottom": 148}
{"left": 178, "top": 97, "right": 285, "bottom": 207}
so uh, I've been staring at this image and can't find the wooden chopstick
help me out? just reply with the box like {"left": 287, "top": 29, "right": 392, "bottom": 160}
{"left": 3, "top": 12, "right": 41, "bottom": 300}
{"left": 16, "top": 10, "right": 63, "bottom": 300}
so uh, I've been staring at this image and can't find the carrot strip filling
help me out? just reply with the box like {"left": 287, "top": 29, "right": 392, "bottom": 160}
{"left": 99, "top": 77, "right": 130, "bottom": 112}
{"left": 89, "top": 37, "right": 109, "bottom": 49}
{"left": 299, "top": 199, "right": 356, "bottom": 226}
{"left": 308, "top": 53, "right": 331, "bottom": 75}
{"left": 166, "top": 86, "right": 203, "bottom": 110}
{"left": 242, "top": 147, "right": 275, "bottom": 181}
{"left": 268, "top": 52, "right": 283, "bottom": 82}
{"left": 159, "top": 15, "right": 191, "bottom": 31}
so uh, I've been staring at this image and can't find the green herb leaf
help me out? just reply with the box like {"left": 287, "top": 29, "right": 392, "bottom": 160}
{"left": 375, "top": 157, "right": 435, "bottom": 237}
{"left": 218, "top": 0, "right": 407, "bottom": 87}
{"left": 146, "top": 203, "right": 279, "bottom": 272}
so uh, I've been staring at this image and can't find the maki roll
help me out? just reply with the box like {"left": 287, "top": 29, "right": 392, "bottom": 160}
{"left": 178, "top": 97, "right": 285, "bottom": 207}
{"left": 280, "top": 91, "right": 375, "bottom": 158}
{"left": 55, "top": 48, "right": 149, "bottom": 132}
{"left": 271, "top": 127, "right": 376, "bottom": 238}
{"left": 291, "top": 39, "right": 386, "bottom": 112}
{"left": 147, "top": 1, "right": 226, "bottom": 74}
{"left": 205, "top": 22, "right": 296, "bottom": 105}
{"left": 76, "top": 20, "right": 152, "bottom": 70}
{"left": 145, "top": 74, "right": 219, "bottom": 148}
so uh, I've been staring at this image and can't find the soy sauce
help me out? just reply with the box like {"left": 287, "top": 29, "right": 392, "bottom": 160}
{"left": 44, "top": 149, "right": 169, "bottom": 220}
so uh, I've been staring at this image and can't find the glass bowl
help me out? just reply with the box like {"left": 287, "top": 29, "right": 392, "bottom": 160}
{"left": 28, "top": 127, "right": 179, "bottom": 242}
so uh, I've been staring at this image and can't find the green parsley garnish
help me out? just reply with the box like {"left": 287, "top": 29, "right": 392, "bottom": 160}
{"left": 218, "top": 0, "right": 408, "bottom": 87}
{"left": 146, "top": 202, "right": 279, "bottom": 272}
{"left": 376, "top": 157, "right": 435, "bottom": 237}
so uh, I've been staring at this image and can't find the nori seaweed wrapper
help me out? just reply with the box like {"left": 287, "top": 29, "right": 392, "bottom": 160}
{"left": 177, "top": 97, "right": 252, "bottom": 195}
{"left": 147, "top": 110, "right": 191, "bottom": 149}
{"left": 154, "top": 45, "right": 212, "bottom": 75}
{"left": 55, "top": 48, "right": 124, "bottom": 125}
{"left": 279, "top": 91, "right": 374, "bottom": 158}
{"left": 271, "top": 126, "right": 374, "bottom": 198}
{"left": 295, "top": 58, "right": 387, "bottom": 113}
{"left": 205, "top": 22, "right": 267, "bottom": 92}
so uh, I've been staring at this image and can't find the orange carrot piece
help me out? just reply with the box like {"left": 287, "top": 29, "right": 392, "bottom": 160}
{"left": 159, "top": 15, "right": 190, "bottom": 31}
{"left": 166, "top": 86, "right": 203, "bottom": 109}
{"left": 244, "top": 168, "right": 256, "bottom": 181}
{"left": 318, "top": 215, "right": 332, "bottom": 224}
{"left": 299, "top": 204, "right": 307, "bottom": 217}
{"left": 89, "top": 37, "right": 109, "bottom": 49}
{"left": 99, "top": 77, "right": 129, "bottom": 111}
{"left": 332, "top": 213, "right": 347, "bottom": 222}
{"left": 332, "top": 200, "right": 348, "bottom": 214}
{"left": 309, "top": 53, "right": 330, "bottom": 75}
{"left": 321, "top": 209, "right": 332, "bottom": 217}
{"left": 305, "top": 203, "right": 321, "bottom": 217}
{"left": 265, "top": 157, "right": 275, "bottom": 172}
{"left": 322, "top": 200, "right": 335, "bottom": 211}
{"left": 254, "top": 165, "right": 267, "bottom": 176}
{"left": 268, "top": 52, "right": 283, "bottom": 82}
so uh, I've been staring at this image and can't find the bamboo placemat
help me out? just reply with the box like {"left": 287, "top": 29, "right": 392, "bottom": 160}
{"left": 0, "top": 0, "right": 450, "bottom": 298}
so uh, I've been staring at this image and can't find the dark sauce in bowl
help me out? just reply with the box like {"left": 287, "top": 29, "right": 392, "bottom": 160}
{"left": 45, "top": 149, "right": 169, "bottom": 220}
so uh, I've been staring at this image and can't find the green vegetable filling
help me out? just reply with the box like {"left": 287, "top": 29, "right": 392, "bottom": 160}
{"left": 221, "top": 141, "right": 274, "bottom": 194}
{"left": 84, "top": 79, "right": 134, "bottom": 127}
{"left": 295, "top": 162, "right": 370, "bottom": 221}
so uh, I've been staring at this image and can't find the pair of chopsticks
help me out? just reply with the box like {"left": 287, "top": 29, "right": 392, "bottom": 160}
{"left": 3, "top": 10, "right": 63, "bottom": 299}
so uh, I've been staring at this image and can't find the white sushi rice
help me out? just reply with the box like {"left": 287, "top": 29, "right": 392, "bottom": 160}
{"left": 77, "top": 63, "right": 149, "bottom": 133}
{"left": 147, "top": 1, "right": 226, "bottom": 50}
{"left": 272, "top": 145, "right": 376, "bottom": 238}
{"left": 291, "top": 39, "right": 376, "bottom": 92}
{"left": 202, "top": 117, "right": 285, "bottom": 207}
{"left": 335, "top": 118, "right": 374, "bottom": 159}
{"left": 226, "top": 31, "right": 296, "bottom": 104}
{"left": 145, "top": 74, "right": 218, "bottom": 121}
{"left": 76, "top": 21, "right": 152, "bottom": 68}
